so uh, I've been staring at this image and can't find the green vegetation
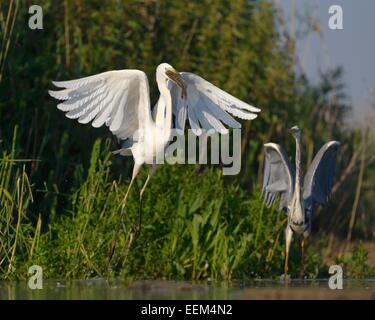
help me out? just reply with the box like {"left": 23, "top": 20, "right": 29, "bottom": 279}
{"left": 336, "top": 243, "right": 375, "bottom": 279}
{"left": 1, "top": 137, "right": 372, "bottom": 280}
{"left": 0, "top": 0, "right": 374, "bottom": 280}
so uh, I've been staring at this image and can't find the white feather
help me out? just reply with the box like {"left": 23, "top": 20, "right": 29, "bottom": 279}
{"left": 49, "top": 70, "right": 152, "bottom": 140}
{"left": 171, "top": 72, "right": 260, "bottom": 135}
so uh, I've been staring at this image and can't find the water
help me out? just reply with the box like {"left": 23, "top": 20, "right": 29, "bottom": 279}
{"left": 1, "top": 279, "right": 375, "bottom": 300}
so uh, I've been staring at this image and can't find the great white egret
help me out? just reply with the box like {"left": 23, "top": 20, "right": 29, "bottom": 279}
{"left": 49, "top": 63, "right": 260, "bottom": 217}
{"left": 262, "top": 126, "right": 340, "bottom": 277}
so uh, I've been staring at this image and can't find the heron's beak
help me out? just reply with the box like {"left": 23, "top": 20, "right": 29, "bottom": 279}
{"left": 166, "top": 68, "right": 187, "bottom": 99}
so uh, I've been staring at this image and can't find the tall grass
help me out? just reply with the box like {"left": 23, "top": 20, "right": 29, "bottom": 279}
{"left": 0, "top": 127, "right": 41, "bottom": 279}
{"left": 0, "top": 137, "right": 332, "bottom": 280}
{"left": 2, "top": 135, "right": 374, "bottom": 280}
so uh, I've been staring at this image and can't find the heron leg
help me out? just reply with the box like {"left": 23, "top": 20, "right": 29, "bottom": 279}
{"left": 300, "top": 238, "right": 306, "bottom": 279}
{"left": 284, "top": 226, "right": 293, "bottom": 279}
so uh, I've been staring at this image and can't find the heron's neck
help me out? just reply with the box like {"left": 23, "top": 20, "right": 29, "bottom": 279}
{"left": 294, "top": 134, "right": 302, "bottom": 202}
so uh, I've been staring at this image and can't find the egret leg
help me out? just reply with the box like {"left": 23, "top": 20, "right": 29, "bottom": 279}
{"left": 137, "top": 165, "right": 157, "bottom": 233}
{"left": 141, "top": 165, "right": 157, "bottom": 200}
{"left": 120, "top": 163, "right": 142, "bottom": 218}
{"left": 108, "top": 163, "right": 142, "bottom": 264}
{"left": 284, "top": 226, "right": 293, "bottom": 278}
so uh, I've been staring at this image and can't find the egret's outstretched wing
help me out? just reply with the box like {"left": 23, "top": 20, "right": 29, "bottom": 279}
{"left": 48, "top": 70, "right": 152, "bottom": 141}
{"left": 303, "top": 141, "right": 340, "bottom": 213}
{"left": 262, "top": 143, "right": 295, "bottom": 213}
{"left": 171, "top": 72, "right": 260, "bottom": 135}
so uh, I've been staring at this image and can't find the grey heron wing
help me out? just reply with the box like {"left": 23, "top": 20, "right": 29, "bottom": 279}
{"left": 303, "top": 141, "right": 340, "bottom": 212}
{"left": 48, "top": 70, "right": 152, "bottom": 143}
{"left": 263, "top": 143, "right": 295, "bottom": 213}
{"left": 171, "top": 72, "right": 260, "bottom": 135}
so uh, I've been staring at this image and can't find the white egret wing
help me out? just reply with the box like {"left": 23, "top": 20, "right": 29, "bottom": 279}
{"left": 171, "top": 72, "right": 260, "bottom": 135}
{"left": 48, "top": 70, "right": 152, "bottom": 141}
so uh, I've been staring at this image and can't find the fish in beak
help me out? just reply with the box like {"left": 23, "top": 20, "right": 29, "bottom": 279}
{"left": 165, "top": 67, "right": 187, "bottom": 99}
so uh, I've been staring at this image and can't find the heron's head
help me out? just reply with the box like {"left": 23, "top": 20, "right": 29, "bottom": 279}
{"left": 290, "top": 125, "right": 301, "bottom": 138}
{"left": 157, "top": 63, "right": 187, "bottom": 99}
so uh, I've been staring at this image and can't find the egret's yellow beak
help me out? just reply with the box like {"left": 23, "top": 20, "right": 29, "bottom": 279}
{"left": 165, "top": 67, "right": 187, "bottom": 99}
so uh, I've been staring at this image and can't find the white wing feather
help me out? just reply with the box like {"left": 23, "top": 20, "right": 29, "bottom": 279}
{"left": 172, "top": 72, "right": 260, "bottom": 134}
{"left": 48, "top": 70, "right": 152, "bottom": 141}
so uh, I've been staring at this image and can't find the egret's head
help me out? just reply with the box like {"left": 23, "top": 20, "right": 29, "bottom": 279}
{"left": 157, "top": 63, "right": 187, "bottom": 99}
{"left": 290, "top": 125, "right": 301, "bottom": 138}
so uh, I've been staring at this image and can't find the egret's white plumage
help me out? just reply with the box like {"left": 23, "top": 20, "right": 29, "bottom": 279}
{"left": 171, "top": 72, "right": 260, "bottom": 134}
{"left": 49, "top": 63, "right": 260, "bottom": 214}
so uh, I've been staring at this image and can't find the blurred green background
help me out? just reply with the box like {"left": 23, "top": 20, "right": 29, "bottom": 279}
{"left": 0, "top": 0, "right": 374, "bottom": 280}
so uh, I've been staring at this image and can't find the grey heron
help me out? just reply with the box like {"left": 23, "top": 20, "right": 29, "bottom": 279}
{"left": 48, "top": 63, "right": 260, "bottom": 221}
{"left": 262, "top": 126, "right": 340, "bottom": 277}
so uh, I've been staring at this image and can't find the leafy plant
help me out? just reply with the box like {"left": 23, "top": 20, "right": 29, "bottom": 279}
{"left": 336, "top": 243, "right": 375, "bottom": 279}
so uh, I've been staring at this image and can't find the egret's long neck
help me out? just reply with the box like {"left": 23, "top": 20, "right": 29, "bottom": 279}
{"left": 156, "top": 81, "right": 173, "bottom": 132}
